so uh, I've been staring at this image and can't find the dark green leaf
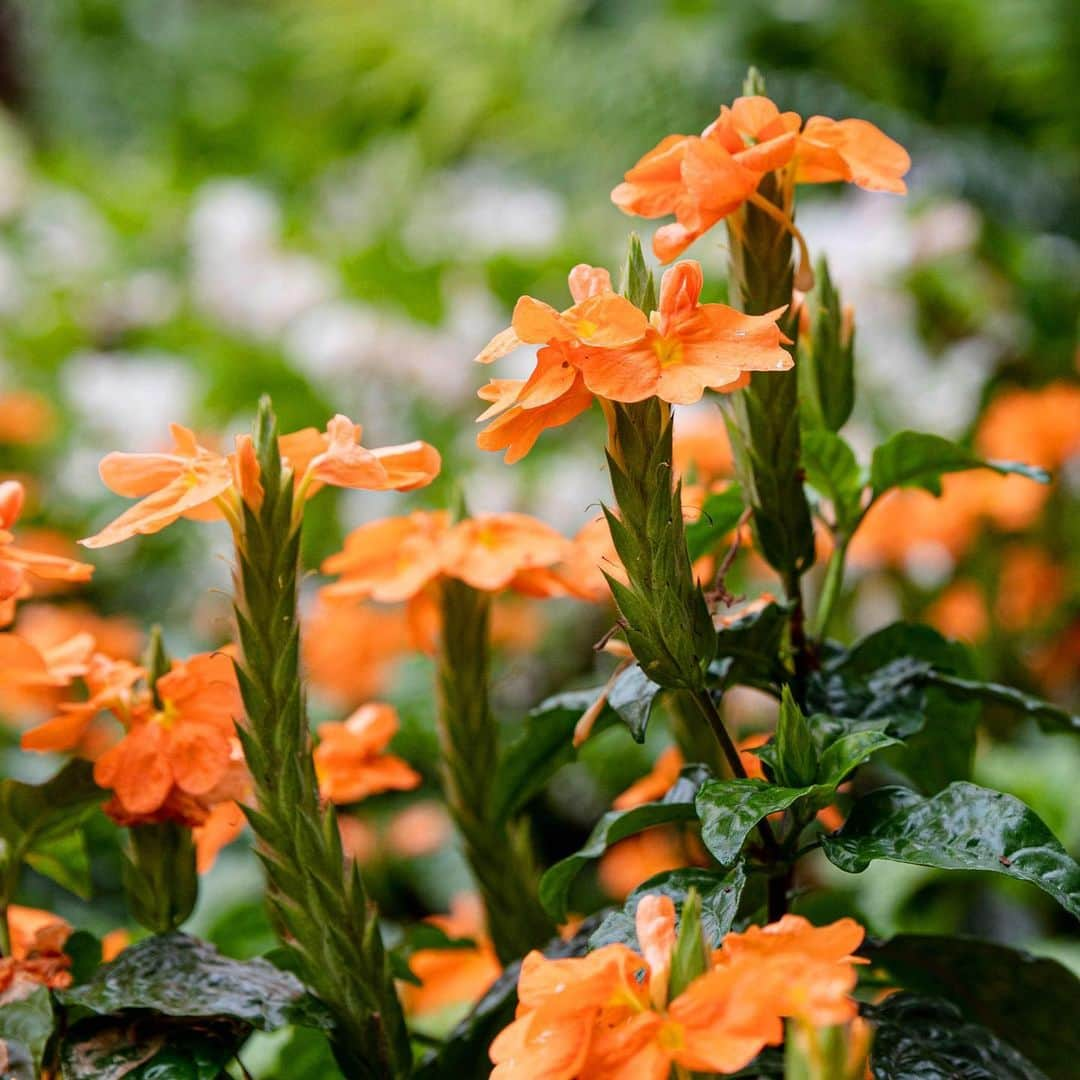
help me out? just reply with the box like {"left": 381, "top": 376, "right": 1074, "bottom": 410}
{"left": 59, "top": 932, "right": 331, "bottom": 1032}
{"left": 817, "top": 730, "right": 900, "bottom": 785}
{"left": 0, "top": 983, "right": 54, "bottom": 1075}
{"left": 59, "top": 1016, "right": 244, "bottom": 1080}
{"left": 64, "top": 931, "right": 104, "bottom": 985}
{"left": 802, "top": 429, "right": 863, "bottom": 531}
{"left": 589, "top": 865, "right": 746, "bottom": 951}
{"left": 25, "top": 829, "right": 92, "bottom": 898}
{"left": 685, "top": 486, "right": 746, "bottom": 562}
{"left": 538, "top": 766, "right": 709, "bottom": 921}
{"left": 928, "top": 673, "right": 1080, "bottom": 735}
{"left": 667, "top": 888, "right": 708, "bottom": 999}
{"left": 773, "top": 687, "right": 818, "bottom": 788}
{"left": 862, "top": 934, "right": 1080, "bottom": 1078}
{"left": 709, "top": 601, "right": 789, "bottom": 692}
{"left": 822, "top": 782, "right": 1080, "bottom": 917}
{"left": 696, "top": 779, "right": 817, "bottom": 865}
{"left": 867, "top": 993, "right": 1048, "bottom": 1080}
{"left": 606, "top": 664, "right": 663, "bottom": 743}
{"left": 870, "top": 430, "right": 1049, "bottom": 498}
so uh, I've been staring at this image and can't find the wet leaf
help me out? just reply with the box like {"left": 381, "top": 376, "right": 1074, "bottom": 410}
{"left": 822, "top": 782, "right": 1080, "bottom": 917}
{"left": 685, "top": 485, "right": 746, "bottom": 562}
{"left": 0, "top": 983, "right": 53, "bottom": 1075}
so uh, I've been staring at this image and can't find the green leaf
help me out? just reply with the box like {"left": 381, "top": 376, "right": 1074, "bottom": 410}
{"left": 696, "top": 779, "right": 818, "bottom": 865}
{"left": 538, "top": 766, "right": 709, "bottom": 922}
{"left": 870, "top": 430, "right": 1049, "bottom": 498}
{"left": 862, "top": 934, "right": 1080, "bottom": 1077}
{"left": 867, "top": 993, "right": 1048, "bottom": 1080}
{"left": 773, "top": 686, "right": 818, "bottom": 788}
{"left": 709, "top": 601, "right": 790, "bottom": 692}
{"left": 822, "top": 782, "right": 1080, "bottom": 917}
{"left": 59, "top": 932, "right": 331, "bottom": 1033}
{"left": 590, "top": 865, "right": 746, "bottom": 952}
{"left": 0, "top": 760, "right": 102, "bottom": 900}
{"left": 620, "top": 233, "right": 657, "bottom": 312}
{"left": 802, "top": 257, "right": 855, "bottom": 433}
{"left": 808, "top": 623, "right": 979, "bottom": 792}
{"left": 606, "top": 664, "right": 663, "bottom": 743}
{"left": 0, "top": 983, "right": 54, "bottom": 1076}
{"left": 697, "top": 730, "right": 896, "bottom": 866}
{"left": 927, "top": 673, "right": 1080, "bottom": 735}
{"left": 668, "top": 888, "right": 708, "bottom": 1000}
{"left": 59, "top": 1016, "right": 244, "bottom": 1080}
{"left": 25, "top": 828, "right": 92, "bottom": 899}
{"left": 684, "top": 485, "right": 746, "bottom": 562}
{"left": 802, "top": 429, "right": 864, "bottom": 532}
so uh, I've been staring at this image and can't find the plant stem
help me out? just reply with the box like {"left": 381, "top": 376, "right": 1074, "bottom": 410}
{"left": 812, "top": 535, "right": 849, "bottom": 640}
{"left": 437, "top": 578, "right": 555, "bottom": 963}
{"left": 233, "top": 399, "right": 410, "bottom": 1079}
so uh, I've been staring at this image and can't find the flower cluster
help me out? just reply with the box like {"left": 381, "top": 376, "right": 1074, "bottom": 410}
{"left": 491, "top": 896, "right": 865, "bottom": 1078}
{"left": 474, "top": 261, "right": 790, "bottom": 461}
{"left": 613, "top": 93, "right": 910, "bottom": 263}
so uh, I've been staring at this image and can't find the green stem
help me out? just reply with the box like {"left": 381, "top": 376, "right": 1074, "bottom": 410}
{"left": 122, "top": 822, "right": 198, "bottom": 934}
{"left": 233, "top": 399, "right": 410, "bottom": 1080}
{"left": 812, "top": 535, "right": 850, "bottom": 640}
{"left": 437, "top": 579, "right": 555, "bottom": 963}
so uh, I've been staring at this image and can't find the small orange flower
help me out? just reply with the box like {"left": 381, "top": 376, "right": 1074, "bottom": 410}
{"left": 493, "top": 898, "right": 861, "bottom": 1078}
{"left": 926, "top": 580, "right": 989, "bottom": 643}
{"left": 87, "top": 651, "right": 246, "bottom": 828}
{"left": 577, "top": 261, "right": 789, "bottom": 406}
{"left": 193, "top": 799, "right": 248, "bottom": 873}
{"left": 81, "top": 417, "right": 440, "bottom": 548}
{"left": 400, "top": 894, "right": 502, "bottom": 1018}
{"left": 314, "top": 702, "right": 421, "bottom": 805}
{"left": 995, "top": 544, "right": 1065, "bottom": 632}
{"left": 614, "top": 94, "right": 909, "bottom": 263}
{"left": 1, "top": 905, "right": 73, "bottom": 995}
{"left": 598, "top": 829, "right": 691, "bottom": 902}
{"left": 0, "top": 391, "right": 57, "bottom": 446}
{"left": 474, "top": 262, "right": 789, "bottom": 460}
{"left": 613, "top": 746, "right": 685, "bottom": 810}
{"left": 0, "top": 481, "right": 93, "bottom": 622}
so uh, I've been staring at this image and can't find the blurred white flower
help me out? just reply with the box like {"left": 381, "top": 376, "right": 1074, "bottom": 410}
{"left": 62, "top": 350, "right": 198, "bottom": 450}
{"left": 403, "top": 164, "right": 565, "bottom": 261}
{"left": 0, "top": 242, "right": 25, "bottom": 317}
{"left": 20, "top": 187, "right": 113, "bottom": 282}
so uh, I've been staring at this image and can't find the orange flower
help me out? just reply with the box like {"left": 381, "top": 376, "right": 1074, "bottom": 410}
{"left": 474, "top": 262, "right": 789, "bottom": 460}
{"left": 995, "top": 544, "right": 1065, "bottom": 632}
{"left": 578, "top": 261, "right": 788, "bottom": 405}
{"left": 1, "top": 905, "right": 72, "bottom": 995}
{"left": 0, "top": 481, "right": 93, "bottom": 622}
{"left": 385, "top": 800, "right": 452, "bottom": 858}
{"left": 21, "top": 652, "right": 143, "bottom": 754}
{"left": 926, "top": 580, "right": 989, "bottom": 643}
{"left": 88, "top": 651, "right": 247, "bottom": 828}
{"left": 400, "top": 894, "right": 502, "bottom": 1018}
{"left": 303, "top": 598, "right": 412, "bottom": 708}
{"left": 614, "top": 94, "right": 909, "bottom": 263}
{"left": 193, "top": 799, "right": 248, "bottom": 873}
{"left": 81, "top": 417, "right": 440, "bottom": 548}
{"left": 0, "top": 629, "right": 94, "bottom": 692}
{"left": 322, "top": 510, "right": 580, "bottom": 614}
{"left": 493, "top": 898, "right": 857, "bottom": 1078}
{"left": 0, "top": 391, "right": 57, "bottom": 446}
{"left": 598, "top": 829, "right": 691, "bottom": 902}
{"left": 613, "top": 746, "right": 685, "bottom": 810}
{"left": 716, "top": 914, "right": 866, "bottom": 1027}
{"left": 314, "top": 702, "right": 421, "bottom": 805}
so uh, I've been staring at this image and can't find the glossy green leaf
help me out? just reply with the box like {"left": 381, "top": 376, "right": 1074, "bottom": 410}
{"left": 822, "top": 782, "right": 1080, "bottom": 917}
{"left": 802, "top": 429, "right": 863, "bottom": 531}
{"left": 589, "top": 865, "right": 746, "bottom": 951}
{"left": 0, "top": 760, "right": 102, "bottom": 898}
{"left": 684, "top": 485, "right": 746, "bottom": 562}
{"left": 699, "top": 731, "right": 896, "bottom": 865}
{"left": 867, "top": 993, "right": 1048, "bottom": 1080}
{"left": 0, "top": 983, "right": 54, "bottom": 1076}
{"left": 59, "top": 932, "right": 330, "bottom": 1032}
{"left": 538, "top": 766, "right": 709, "bottom": 922}
{"left": 870, "top": 430, "right": 1049, "bottom": 498}
{"left": 606, "top": 664, "right": 663, "bottom": 742}
{"left": 709, "top": 601, "right": 790, "bottom": 692}
{"left": 862, "top": 934, "right": 1080, "bottom": 1077}
{"left": 928, "top": 673, "right": 1080, "bottom": 735}
{"left": 773, "top": 686, "right": 818, "bottom": 788}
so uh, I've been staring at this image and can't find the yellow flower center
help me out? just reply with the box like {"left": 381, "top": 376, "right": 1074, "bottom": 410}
{"left": 652, "top": 336, "right": 683, "bottom": 368}
{"left": 574, "top": 318, "right": 599, "bottom": 339}
{"left": 657, "top": 1021, "right": 685, "bottom": 1052}
{"left": 155, "top": 698, "right": 180, "bottom": 729}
